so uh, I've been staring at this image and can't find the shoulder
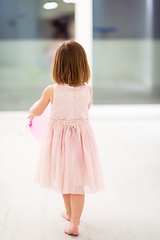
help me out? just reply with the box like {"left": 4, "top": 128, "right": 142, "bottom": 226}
{"left": 43, "top": 85, "right": 54, "bottom": 95}
{"left": 42, "top": 84, "right": 54, "bottom": 103}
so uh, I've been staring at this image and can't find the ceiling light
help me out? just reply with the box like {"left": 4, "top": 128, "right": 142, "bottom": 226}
{"left": 43, "top": 2, "right": 58, "bottom": 10}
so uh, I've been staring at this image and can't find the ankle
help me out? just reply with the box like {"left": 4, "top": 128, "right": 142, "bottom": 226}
{"left": 70, "top": 220, "right": 80, "bottom": 226}
{"left": 66, "top": 211, "right": 71, "bottom": 217}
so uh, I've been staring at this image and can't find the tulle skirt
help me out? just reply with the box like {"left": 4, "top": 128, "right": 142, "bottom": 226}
{"left": 33, "top": 118, "right": 105, "bottom": 194}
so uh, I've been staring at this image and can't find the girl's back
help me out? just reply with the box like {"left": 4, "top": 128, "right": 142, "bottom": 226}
{"left": 51, "top": 83, "right": 90, "bottom": 120}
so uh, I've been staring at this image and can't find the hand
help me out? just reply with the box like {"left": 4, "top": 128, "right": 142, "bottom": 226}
{"left": 27, "top": 114, "right": 34, "bottom": 126}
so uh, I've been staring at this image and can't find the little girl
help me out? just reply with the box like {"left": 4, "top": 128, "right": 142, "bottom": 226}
{"left": 29, "top": 40, "right": 105, "bottom": 236}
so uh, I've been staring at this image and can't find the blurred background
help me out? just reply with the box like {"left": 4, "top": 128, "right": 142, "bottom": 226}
{"left": 0, "top": 0, "right": 160, "bottom": 110}
{"left": 0, "top": 1, "right": 160, "bottom": 239}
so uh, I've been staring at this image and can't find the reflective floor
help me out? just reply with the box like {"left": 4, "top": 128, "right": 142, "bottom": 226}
{"left": 0, "top": 105, "right": 160, "bottom": 239}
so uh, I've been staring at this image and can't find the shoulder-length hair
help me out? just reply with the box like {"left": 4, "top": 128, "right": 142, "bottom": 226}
{"left": 52, "top": 40, "right": 90, "bottom": 86}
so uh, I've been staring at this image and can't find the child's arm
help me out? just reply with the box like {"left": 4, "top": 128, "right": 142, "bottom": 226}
{"left": 88, "top": 86, "right": 93, "bottom": 109}
{"left": 29, "top": 85, "right": 53, "bottom": 117}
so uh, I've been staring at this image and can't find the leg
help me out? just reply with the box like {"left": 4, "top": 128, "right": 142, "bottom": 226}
{"left": 62, "top": 194, "right": 71, "bottom": 221}
{"left": 64, "top": 194, "right": 85, "bottom": 236}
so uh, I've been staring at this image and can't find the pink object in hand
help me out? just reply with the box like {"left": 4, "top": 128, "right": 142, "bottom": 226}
{"left": 28, "top": 101, "right": 51, "bottom": 141}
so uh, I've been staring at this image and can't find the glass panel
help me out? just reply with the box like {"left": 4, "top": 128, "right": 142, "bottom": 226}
{"left": 93, "top": 0, "right": 160, "bottom": 104}
{"left": 0, "top": 0, "right": 75, "bottom": 110}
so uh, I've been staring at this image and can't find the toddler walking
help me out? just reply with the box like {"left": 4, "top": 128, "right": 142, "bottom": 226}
{"left": 29, "top": 40, "right": 105, "bottom": 236}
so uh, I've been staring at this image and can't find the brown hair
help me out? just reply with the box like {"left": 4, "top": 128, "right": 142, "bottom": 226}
{"left": 52, "top": 40, "right": 90, "bottom": 86}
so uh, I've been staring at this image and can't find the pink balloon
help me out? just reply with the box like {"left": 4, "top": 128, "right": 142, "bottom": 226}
{"left": 28, "top": 101, "right": 51, "bottom": 141}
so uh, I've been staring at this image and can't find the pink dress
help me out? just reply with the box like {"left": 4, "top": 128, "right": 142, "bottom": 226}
{"left": 34, "top": 83, "right": 105, "bottom": 194}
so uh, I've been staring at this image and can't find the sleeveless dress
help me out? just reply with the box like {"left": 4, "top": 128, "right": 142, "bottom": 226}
{"left": 34, "top": 83, "right": 105, "bottom": 194}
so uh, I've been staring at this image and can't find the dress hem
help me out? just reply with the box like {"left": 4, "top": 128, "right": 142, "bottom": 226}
{"left": 33, "top": 181, "right": 105, "bottom": 195}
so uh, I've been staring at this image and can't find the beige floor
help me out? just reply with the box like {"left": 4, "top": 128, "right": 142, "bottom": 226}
{"left": 0, "top": 105, "right": 160, "bottom": 239}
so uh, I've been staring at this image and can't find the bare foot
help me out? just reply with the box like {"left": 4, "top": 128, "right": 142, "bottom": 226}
{"left": 61, "top": 210, "right": 71, "bottom": 221}
{"left": 64, "top": 222, "right": 79, "bottom": 236}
